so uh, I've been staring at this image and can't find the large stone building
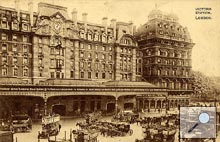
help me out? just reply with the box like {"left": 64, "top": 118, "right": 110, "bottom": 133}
{"left": 0, "top": 1, "right": 192, "bottom": 118}
{"left": 135, "top": 9, "right": 195, "bottom": 96}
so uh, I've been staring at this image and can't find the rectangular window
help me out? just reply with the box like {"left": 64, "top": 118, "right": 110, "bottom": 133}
{"left": 12, "top": 35, "right": 18, "bottom": 41}
{"left": 13, "top": 57, "right": 18, "bottom": 64}
{"left": 1, "top": 33, "right": 7, "bottom": 40}
{"left": 80, "top": 62, "right": 84, "bottom": 68}
{"left": 109, "top": 55, "right": 112, "bottom": 61}
{"left": 80, "top": 43, "right": 84, "bottom": 49}
{"left": 2, "top": 56, "right": 7, "bottom": 63}
{"left": 109, "top": 73, "right": 112, "bottom": 79}
{"left": 80, "top": 72, "right": 84, "bottom": 78}
{"left": 13, "top": 68, "right": 18, "bottom": 76}
{"left": 23, "top": 69, "right": 28, "bottom": 76}
{"left": 23, "top": 45, "right": 28, "bottom": 53}
{"left": 70, "top": 71, "right": 74, "bottom": 78}
{"left": 23, "top": 36, "right": 28, "bottom": 42}
{"left": 95, "top": 72, "right": 98, "bottom": 79}
{"left": 95, "top": 53, "right": 98, "bottom": 59}
{"left": 102, "top": 54, "right": 106, "bottom": 60}
{"left": 22, "top": 23, "right": 28, "bottom": 31}
{"left": 95, "top": 45, "right": 98, "bottom": 50}
{"left": 2, "top": 44, "right": 7, "bottom": 51}
{"left": 109, "top": 46, "right": 112, "bottom": 51}
{"left": 50, "top": 59, "right": 55, "bottom": 66}
{"left": 39, "top": 47, "right": 43, "bottom": 53}
{"left": 88, "top": 72, "right": 91, "bottom": 79}
{"left": 95, "top": 63, "right": 98, "bottom": 69}
{"left": 102, "top": 46, "right": 106, "bottom": 51}
{"left": 51, "top": 72, "right": 54, "bottom": 78}
{"left": 12, "top": 22, "right": 18, "bottom": 30}
{"left": 88, "top": 53, "right": 92, "bottom": 58}
{"left": 109, "top": 64, "right": 113, "bottom": 69}
{"left": 23, "top": 58, "right": 28, "bottom": 64}
{"left": 39, "top": 59, "right": 42, "bottom": 65}
{"left": 2, "top": 68, "right": 7, "bottom": 76}
{"left": 80, "top": 52, "right": 84, "bottom": 58}
{"left": 12, "top": 44, "right": 17, "bottom": 52}
{"left": 88, "top": 44, "right": 92, "bottom": 50}
{"left": 56, "top": 72, "right": 60, "bottom": 78}
{"left": 88, "top": 62, "right": 91, "bottom": 68}
{"left": 102, "top": 73, "right": 105, "bottom": 79}
{"left": 39, "top": 37, "right": 42, "bottom": 43}
{"left": 50, "top": 48, "right": 55, "bottom": 55}
{"left": 2, "top": 20, "right": 7, "bottom": 29}
{"left": 102, "top": 64, "right": 105, "bottom": 69}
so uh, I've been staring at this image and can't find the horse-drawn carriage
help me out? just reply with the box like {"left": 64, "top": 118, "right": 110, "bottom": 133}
{"left": 112, "top": 110, "right": 139, "bottom": 124}
{"left": 72, "top": 129, "right": 98, "bottom": 142}
{"left": 38, "top": 114, "right": 61, "bottom": 139}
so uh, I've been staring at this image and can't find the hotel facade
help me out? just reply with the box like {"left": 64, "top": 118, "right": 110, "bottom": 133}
{"left": 0, "top": 1, "right": 193, "bottom": 118}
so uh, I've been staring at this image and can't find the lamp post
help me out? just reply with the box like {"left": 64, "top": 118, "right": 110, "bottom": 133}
{"left": 166, "top": 96, "right": 168, "bottom": 114}
{"left": 44, "top": 93, "right": 47, "bottom": 116}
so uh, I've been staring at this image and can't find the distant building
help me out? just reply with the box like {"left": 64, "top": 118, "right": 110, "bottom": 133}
{"left": 135, "top": 8, "right": 195, "bottom": 97}
{"left": 0, "top": 1, "right": 191, "bottom": 117}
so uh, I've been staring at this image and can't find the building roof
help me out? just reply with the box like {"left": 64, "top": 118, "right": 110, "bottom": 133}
{"left": 0, "top": 77, "right": 27, "bottom": 84}
{"left": 45, "top": 79, "right": 103, "bottom": 87}
{"left": 38, "top": 2, "right": 69, "bottom": 20}
{"left": 103, "top": 81, "right": 156, "bottom": 88}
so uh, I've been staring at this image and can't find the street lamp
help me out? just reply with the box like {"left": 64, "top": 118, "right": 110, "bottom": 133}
{"left": 44, "top": 93, "right": 47, "bottom": 116}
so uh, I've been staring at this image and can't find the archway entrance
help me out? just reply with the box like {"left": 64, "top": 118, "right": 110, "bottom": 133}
{"left": 124, "top": 103, "right": 134, "bottom": 110}
{"left": 52, "top": 104, "right": 66, "bottom": 116}
{"left": 107, "top": 103, "right": 115, "bottom": 113}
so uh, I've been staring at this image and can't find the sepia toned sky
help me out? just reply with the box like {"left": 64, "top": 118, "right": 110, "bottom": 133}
{"left": 1, "top": 0, "right": 220, "bottom": 77}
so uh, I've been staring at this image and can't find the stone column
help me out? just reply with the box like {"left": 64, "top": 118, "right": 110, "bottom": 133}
{"left": 115, "top": 97, "right": 118, "bottom": 114}
{"left": 131, "top": 48, "right": 136, "bottom": 81}
{"left": 74, "top": 41, "right": 79, "bottom": 79}
{"left": 115, "top": 46, "right": 121, "bottom": 80}
{"left": 155, "top": 100, "right": 157, "bottom": 112}
{"left": 94, "top": 101, "right": 97, "bottom": 111}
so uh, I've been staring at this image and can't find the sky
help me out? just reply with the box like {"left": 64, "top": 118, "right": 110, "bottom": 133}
{"left": 1, "top": 0, "right": 220, "bottom": 77}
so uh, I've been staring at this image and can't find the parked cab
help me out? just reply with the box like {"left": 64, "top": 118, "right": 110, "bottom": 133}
{"left": 10, "top": 114, "right": 32, "bottom": 133}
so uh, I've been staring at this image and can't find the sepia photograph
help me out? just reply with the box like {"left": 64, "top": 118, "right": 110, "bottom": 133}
{"left": 0, "top": 0, "right": 219, "bottom": 142}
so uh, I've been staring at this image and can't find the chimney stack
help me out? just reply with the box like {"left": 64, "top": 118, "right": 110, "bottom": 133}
{"left": 82, "top": 13, "right": 87, "bottom": 31}
{"left": 71, "top": 8, "right": 77, "bottom": 25}
{"left": 128, "top": 20, "right": 133, "bottom": 35}
{"left": 102, "top": 17, "right": 108, "bottom": 33}
{"left": 15, "top": 0, "right": 20, "bottom": 20}
{"left": 110, "top": 19, "right": 116, "bottom": 38}
{"left": 28, "top": 0, "right": 34, "bottom": 27}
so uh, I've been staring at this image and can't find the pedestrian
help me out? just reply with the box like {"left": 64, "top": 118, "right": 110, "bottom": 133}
{"left": 58, "top": 124, "right": 61, "bottom": 132}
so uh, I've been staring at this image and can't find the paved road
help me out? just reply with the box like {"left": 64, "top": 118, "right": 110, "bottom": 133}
{"left": 14, "top": 116, "right": 220, "bottom": 142}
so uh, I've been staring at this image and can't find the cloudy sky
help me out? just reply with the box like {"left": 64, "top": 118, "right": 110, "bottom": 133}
{"left": 1, "top": 0, "right": 220, "bottom": 77}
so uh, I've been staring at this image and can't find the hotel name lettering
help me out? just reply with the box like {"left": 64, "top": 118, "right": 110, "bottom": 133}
{"left": 0, "top": 87, "right": 166, "bottom": 92}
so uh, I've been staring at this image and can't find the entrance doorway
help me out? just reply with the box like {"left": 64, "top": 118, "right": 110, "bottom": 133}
{"left": 80, "top": 101, "right": 85, "bottom": 113}
{"left": 52, "top": 104, "right": 66, "bottom": 116}
{"left": 90, "top": 101, "right": 95, "bottom": 112}
{"left": 107, "top": 103, "right": 115, "bottom": 113}
{"left": 124, "top": 103, "right": 134, "bottom": 110}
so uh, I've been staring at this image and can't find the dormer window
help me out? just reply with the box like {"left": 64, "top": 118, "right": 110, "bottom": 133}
{"left": 158, "top": 23, "right": 162, "bottom": 28}
{"left": 164, "top": 24, "right": 168, "bottom": 28}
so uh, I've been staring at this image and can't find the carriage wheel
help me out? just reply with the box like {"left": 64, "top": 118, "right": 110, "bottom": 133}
{"left": 129, "top": 129, "right": 133, "bottom": 135}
